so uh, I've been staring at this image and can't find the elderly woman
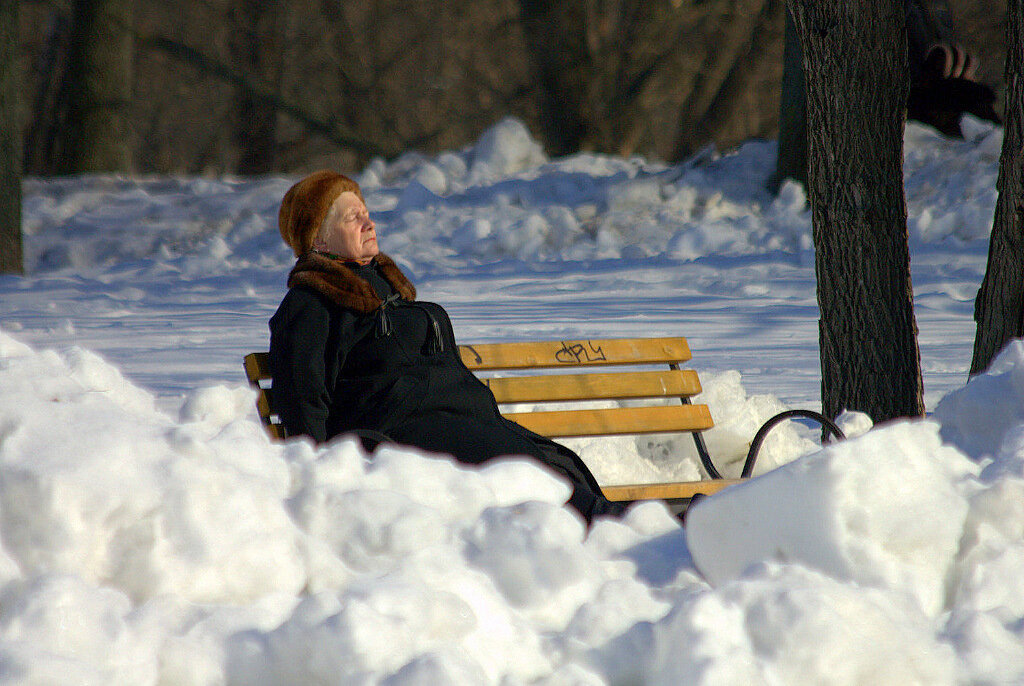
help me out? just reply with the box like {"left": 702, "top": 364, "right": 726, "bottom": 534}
{"left": 269, "top": 170, "right": 625, "bottom": 523}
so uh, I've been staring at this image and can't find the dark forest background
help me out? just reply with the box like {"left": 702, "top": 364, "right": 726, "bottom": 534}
{"left": 15, "top": 0, "right": 1009, "bottom": 176}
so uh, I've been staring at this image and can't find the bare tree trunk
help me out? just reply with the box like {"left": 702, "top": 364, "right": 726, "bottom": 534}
{"left": 790, "top": 0, "right": 925, "bottom": 422}
{"left": 680, "top": 0, "right": 785, "bottom": 162}
{"left": 516, "top": 0, "right": 590, "bottom": 156}
{"left": 670, "top": 0, "right": 767, "bottom": 160}
{"left": 230, "top": 0, "right": 283, "bottom": 175}
{"left": 142, "top": 34, "right": 391, "bottom": 159}
{"left": 0, "top": 0, "right": 22, "bottom": 274}
{"left": 774, "top": 0, "right": 973, "bottom": 193}
{"left": 59, "top": 0, "right": 135, "bottom": 173}
{"left": 971, "top": 0, "right": 1024, "bottom": 375}
{"left": 23, "top": 12, "right": 72, "bottom": 176}
{"left": 517, "top": 0, "right": 690, "bottom": 157}
{"left": 771, "top": 5, "right": 807, "bottom": 192}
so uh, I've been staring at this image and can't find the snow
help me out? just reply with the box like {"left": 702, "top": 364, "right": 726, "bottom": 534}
{"left": 0, "top": 114, "right": 1021, "bottom": 683}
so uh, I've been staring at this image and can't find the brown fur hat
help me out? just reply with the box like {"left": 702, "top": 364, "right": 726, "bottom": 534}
{"left": 278, "top": 170, "right": 365, "bottom": 257}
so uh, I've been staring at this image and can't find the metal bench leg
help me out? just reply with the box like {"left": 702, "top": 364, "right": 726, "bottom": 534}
{"left": 671, "top": 362, "right": 724, "bottom": 479}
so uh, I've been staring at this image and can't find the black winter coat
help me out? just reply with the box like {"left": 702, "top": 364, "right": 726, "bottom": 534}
{"left": 269, "top": 252, "right": 625, "bottom": 523}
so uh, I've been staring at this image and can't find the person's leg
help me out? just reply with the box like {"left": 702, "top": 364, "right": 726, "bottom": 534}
{"left": 348, "top": 428, "right": 393, "bottom": 453}
{"left": 388, "top": 412, "right": 626, "bottom": 524}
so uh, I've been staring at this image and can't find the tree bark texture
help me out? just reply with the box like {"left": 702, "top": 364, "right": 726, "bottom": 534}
{"left": 0, "top": 0, "right": 23, "bottom": 274}
{"left": 774, "top": 0, "right": 964, "bottom": 192}
{"left": 790, "top": 0, "right": 925, "bottom": 422}
{"left": 59, "top": 0, "right": 135, "bottom": 173}
{"left": 971, "top": 0, "right": 1024, "bottom": 374}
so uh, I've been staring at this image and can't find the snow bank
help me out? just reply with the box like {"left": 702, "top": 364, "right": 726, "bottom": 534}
{"left": 21, "top": 116, "right": 1001, "bottom": 278}
{"left": 0, "top": 328, "right": 684, "bottom": 683}
{"left": 5, "top": 325, "right": 1024, "bottom": 683}
{"left": 642, "top": 563, "right": 958, "bottom": 685}
{"left": 0, "top": 330, "right": 305, "bottom": 605}
{"left": 934, "top": 340, "right": 1024, "bottom": 475}
{"left": 684, "top": 340, "right": 1024, "bottom": 683}
{"left": 686, "top": 421, "right": 979, "bottom": 615}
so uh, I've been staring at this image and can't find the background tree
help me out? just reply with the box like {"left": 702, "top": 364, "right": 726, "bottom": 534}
{"left": 516, "top": 0, "right": 682, "bottom": 157}
{"left": 516, "top": 0, "right": 786, "bottom": 159}
{"left": 670, "top": 0, "right": 786, "bottom": 160}
{"left": 771, "top": 7, "right": 807, "bottom": 192}
{"left": 58, "top": 0, "right": 136, "bottom": 173}
{"left": 1, "top": 0, "right": 22, "bottom": 274}
{"left": 14, "top": 0, "right": 1011, "bottom": 174}
{"left": 515, "top": 0, "right": 589, "bottom": 156}
{"left": 23, "top": 7, "right": 71, "bottom": 175}
{"left": 790, "top": 0, "right": 926, "bottom": 422}
{"left": 774, "top": 0, "right": 1001, "bottom": 192}
{"left": 228, "top": 0, "right": 284, "bottom": 175}
{"left": 128, "top": 0, "right": 532, "bottom": 171}
{"left": 971, "top": 0, "right": 1023, "bottom": 374}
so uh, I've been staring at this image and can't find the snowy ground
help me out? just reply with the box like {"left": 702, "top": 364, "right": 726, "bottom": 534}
{"left": 1, "top": 116, "right": 1022, "bottom": 684}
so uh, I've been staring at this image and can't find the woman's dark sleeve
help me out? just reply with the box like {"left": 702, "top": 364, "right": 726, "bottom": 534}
{"left": 269, "top": 289, "right": 340, "bottom": 443}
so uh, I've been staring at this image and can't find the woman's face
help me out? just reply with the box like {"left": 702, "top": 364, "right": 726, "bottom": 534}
{"left": 314, "top": 191, "right": 379, "bottom": 263}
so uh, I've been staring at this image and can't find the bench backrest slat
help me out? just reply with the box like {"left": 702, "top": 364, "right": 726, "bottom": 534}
{"left": 504, "top": 404, "right": 713, "bottom": 438}
{"left": 256, "top": 387, "right": 274, "bottom": 417}
{"left": 484, "top": 369, "right": 701, "bottom": 404}
{"left": 264, "top": 422, "right": 286, "bottom": 439}
{"left": 244, "top": 339, "right": 695, "bottom": 381}
{"left": 243, "top": 353, "right": 280, "bottom": 436}
{"left": 458, "top": 337, "right": 691, "bottom": 370}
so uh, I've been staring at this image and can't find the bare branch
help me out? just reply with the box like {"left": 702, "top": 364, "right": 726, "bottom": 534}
{"left": 138, "top": 32, "right": 393, "bottom": 158}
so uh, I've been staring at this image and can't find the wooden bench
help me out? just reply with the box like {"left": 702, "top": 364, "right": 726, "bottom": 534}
{"left": 244, "top": 337, "right": 747, "bottom": 502}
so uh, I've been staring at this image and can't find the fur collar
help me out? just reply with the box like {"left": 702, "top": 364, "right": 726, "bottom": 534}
{"left": 287, "top": 252, "right": 416, "bottom": 313}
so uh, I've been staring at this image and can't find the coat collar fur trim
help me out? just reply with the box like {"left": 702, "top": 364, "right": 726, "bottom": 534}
{"left": 287, "top": 252, "right": 417, "bottom": 313}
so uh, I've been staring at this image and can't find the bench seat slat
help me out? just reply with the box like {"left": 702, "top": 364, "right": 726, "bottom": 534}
{"left": 484, "top": 369, "right": 702, "bottom": 403}
{"left": 601, "top": 479, "right": 741, "bottom": 501}
{"left": 503, "top": 404, "right": 713, "bottom": 438}
{"left": 459, "top": 337, "right": 692, "bottom": 370}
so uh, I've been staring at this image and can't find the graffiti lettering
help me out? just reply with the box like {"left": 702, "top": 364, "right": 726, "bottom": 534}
{"left": 555, "top": 340, "right": 607, "bottom": 364}
{"left": 458, "top": 344, "right": 483, "bottom": 365}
